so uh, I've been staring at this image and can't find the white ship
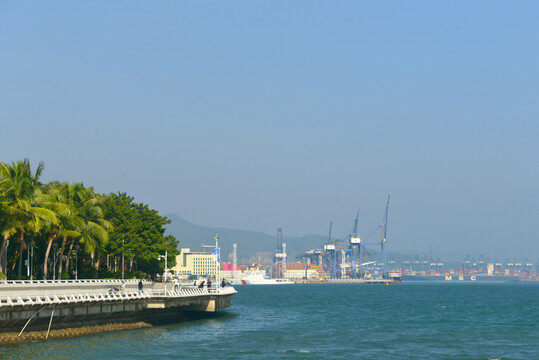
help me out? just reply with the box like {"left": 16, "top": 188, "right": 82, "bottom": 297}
{"left": 227, "top": 271, "right": 294, "bottom": 285}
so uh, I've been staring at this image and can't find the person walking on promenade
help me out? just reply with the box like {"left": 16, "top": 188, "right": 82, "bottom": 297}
{"left": 138, "top": 279, "right": 143, "bottom": 295}
{"left": 120, "top": 280, "right": 126, "bottom": 294}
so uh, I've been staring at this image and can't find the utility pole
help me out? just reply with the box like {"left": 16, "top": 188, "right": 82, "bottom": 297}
{"left": 214, "top": 235, "right": 220, "bottom": 290}
{"left": 30, "top": 241, "right": 35, "bottom": 282}
{"left": 53, "top": 242, "right": 57, "bottom": 281}
{"left": 27, "top": 243, "right": 30, "bottom": 278}
{"left": 75, "top": 245, "right": 79, "bottom": 280}
{"left": 122, "top": 238, "right": 125, "bottom": 281}
{"left": 158, "top": 251, "right": 168, "bottom": 294}
{"left": 232, "top": 243, "right": 237, "bottom": 279}
{"left": 4, "top": 240, "right": 9, "bottom": 283}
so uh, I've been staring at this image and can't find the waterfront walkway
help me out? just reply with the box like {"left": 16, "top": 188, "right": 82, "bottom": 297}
{"left": 0, "top": 279, "right": 235, "bottom": 308}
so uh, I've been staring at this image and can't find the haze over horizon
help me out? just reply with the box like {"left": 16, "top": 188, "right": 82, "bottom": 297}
{"left": 1, "top": 2, "right": 538, "bottom": 260}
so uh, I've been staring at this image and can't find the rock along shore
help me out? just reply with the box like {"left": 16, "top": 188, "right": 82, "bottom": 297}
{"left": 0, "top": 321, "right": 152, "bottom": 345}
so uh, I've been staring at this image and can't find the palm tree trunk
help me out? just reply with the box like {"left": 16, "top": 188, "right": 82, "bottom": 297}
{"left": 17, "top": 229, "right": 26, "bottom": 280}
{"left": 94, "top": 256, "right": 100, "bottom": 278}
{"left": 65, "top": 238, "right": 75, "bottom": 276}
{"left": 43, "top": 233, "right": 57, "bottom": 280}
{"left": 0, "top": 235, "right": 8, "bottom": 276}
{"left": 57, "top": 236, "right": 67, "bottom": 279}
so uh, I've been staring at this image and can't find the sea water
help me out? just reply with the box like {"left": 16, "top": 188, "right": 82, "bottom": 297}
{"left": 3, "top": 283, "right": 538, "bottom": 359}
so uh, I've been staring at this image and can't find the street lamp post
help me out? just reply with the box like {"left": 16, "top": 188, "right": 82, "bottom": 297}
{"left": 75, "top": 245, "right": 79, "bottom": 280}
{"left": 27, "top": 241, "right": 30, "bottom": 279}
{"left": 4, "top": 239, "right": 9, "bottom": 283}
{"left": 158, "top": 251, "right": 168, "bottom": 295}
{"left": 52, "top": 242, "right": 58, "bottom": 281}
{"left": 214, "top": 236, "right": 220, "bottom": 291}
{"left": 122, "top": 238, "right": 125, "bottom": 281}
{"left": 30, "top": 241, "right": 35, "bottom": 282}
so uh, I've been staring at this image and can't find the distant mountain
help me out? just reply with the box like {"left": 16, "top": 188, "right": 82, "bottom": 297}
{"left": 164, "top": 214, "right": 327, "bottom": 264}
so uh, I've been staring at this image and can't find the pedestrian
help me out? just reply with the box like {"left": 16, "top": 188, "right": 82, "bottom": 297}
{"left": 207, "top": 279, "right": 212, "bottom": 291}
{"left": 221, "top": 278, "right": 226, "bottom": 287}
{"left": 138, "top": 279, "right": 143, "bottom": 295}
{"left": 120, "top": 280, "right": 126, "bottom": 293}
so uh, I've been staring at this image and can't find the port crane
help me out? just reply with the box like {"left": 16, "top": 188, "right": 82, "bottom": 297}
{"left": 349, "top": 211, "right": 362, "bottom": 279}
{"left": 299, "top": 195, "right": 392, "bottom": 280}
{"left": 380, "top": 194, "right": 390, "bottom": 278}
{"left": 323, "top": 221, "right": 338, "bottom": 279}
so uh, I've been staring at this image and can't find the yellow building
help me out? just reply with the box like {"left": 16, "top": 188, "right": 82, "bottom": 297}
{"left": 171, "top": 248, "right": 217, "bottom": 278}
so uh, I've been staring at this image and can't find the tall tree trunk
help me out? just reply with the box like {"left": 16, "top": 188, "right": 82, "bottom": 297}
{"left": 17, "top": 228, "right": 25, "bottom": 280}
{"left": 65, "top": 238, "right": 75, "bottom": 276}
{"left": 93, "top": 255, "right": 100, "bottom": 279}
{"left": 57, "top": 235, "right": 67, "bottom": 279}
{"left": 43, "top": 233, "right": 57, "bottom": 280}
{"left": 129, "top": 257, "right": 133, "bottom": 272}
{"left": 0, "top": 234, "right": 8, "bottom": 276}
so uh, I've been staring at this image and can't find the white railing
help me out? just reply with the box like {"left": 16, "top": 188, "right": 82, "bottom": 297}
{"left": 0, "top": 286, "right": 236, "bottom": 308}
{"left": 0, "top": 290, "right": 150, "bottom": 308}
{"left": 0, "top": 279, "right": 148, "bottom": 285}
{"left": 146, "top": 288, "right": 219, "bottom": 297}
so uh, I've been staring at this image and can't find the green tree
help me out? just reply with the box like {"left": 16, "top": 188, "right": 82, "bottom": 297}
{"left": 0, "top": 159, "right": 57, "bottom": 279}
{"left": 0, "top": 202, "right": 17, "bottom": 276}
{"left": 102, "top": 193, "right": 179, "bottom": 278}
{"left": 57, "top": 184, "right": 111, "bottom": 278}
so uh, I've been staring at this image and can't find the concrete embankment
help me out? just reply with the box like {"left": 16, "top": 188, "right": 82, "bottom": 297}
{"left": 0, "top": 279, "right": 236, "bottom": 343}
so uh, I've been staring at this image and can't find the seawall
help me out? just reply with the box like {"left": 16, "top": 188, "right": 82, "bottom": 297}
{"left": 0, "top": 279, "right": 236, "bottom": 342}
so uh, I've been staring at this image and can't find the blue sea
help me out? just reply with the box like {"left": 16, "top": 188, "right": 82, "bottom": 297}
{"left": 3, "top": 283, "right": 538, "bottom": 359}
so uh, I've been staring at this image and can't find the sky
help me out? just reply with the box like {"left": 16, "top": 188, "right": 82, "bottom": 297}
{"left": 1, "top": 1, "right": 538, "bottom": 261}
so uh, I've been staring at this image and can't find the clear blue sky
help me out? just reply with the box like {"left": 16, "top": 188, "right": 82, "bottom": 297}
{"left": 1, "top": 1, "right": 538, "bottom": 260}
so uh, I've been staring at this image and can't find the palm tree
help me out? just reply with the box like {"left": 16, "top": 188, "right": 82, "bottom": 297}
{"left": 0, "top": 159, "right": 57, "bottom": 279}
{"left": 45, "top": 182, "right": 111, "bottom": 279}
{"left": 55, "top": 182, "right": 86, "bottom": 279}
{"left": 40, "top": 183, "right": 72, "bottom": 280}
{"left": 76, "top": 190, "right": 111, "bottom": 278}
{"left": 0, "top": 203, "right": 17, "bottom": 277}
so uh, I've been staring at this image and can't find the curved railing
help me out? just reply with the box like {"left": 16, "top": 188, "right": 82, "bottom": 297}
{"left": 1, "top": 279, "right": 149, "bottom": 285}
{"left": 0, "top": 286, "right": 236, "bottom": 308}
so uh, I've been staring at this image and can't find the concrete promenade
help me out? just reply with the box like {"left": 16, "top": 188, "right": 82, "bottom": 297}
{"left": 0, "top": 279, "right": 236, "bottom": 338}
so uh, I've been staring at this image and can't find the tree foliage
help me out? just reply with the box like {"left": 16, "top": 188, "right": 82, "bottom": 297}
{"left": 102, "top": 192, "right": 179, "bottom": 278}
{"left": 0, "top": 159, "right": 179, "bottom": 280}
